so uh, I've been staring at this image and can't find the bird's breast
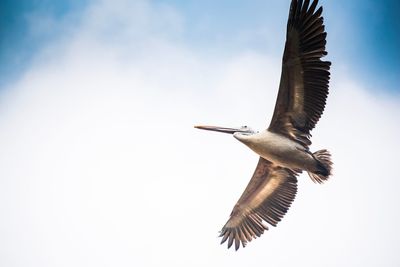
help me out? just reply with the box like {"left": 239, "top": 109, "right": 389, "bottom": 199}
{"left": 234, "top": 130, "right": 313, "bottom": 170}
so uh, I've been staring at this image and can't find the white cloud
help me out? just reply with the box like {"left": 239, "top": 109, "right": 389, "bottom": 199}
{"left": 0, "top": 0, "right": 400, "bottom": 266}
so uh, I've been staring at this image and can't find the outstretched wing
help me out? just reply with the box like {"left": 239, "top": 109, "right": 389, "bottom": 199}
{"left": 220, "top": 158, "right": 298, "bottom": 250}
{"left": 268, "top": 0, "right": 331, "bottom": 147}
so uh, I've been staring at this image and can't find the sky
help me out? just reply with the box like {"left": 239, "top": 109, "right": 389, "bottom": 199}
{"left": 0, "top": 0, "right": 399, "bottom": 266}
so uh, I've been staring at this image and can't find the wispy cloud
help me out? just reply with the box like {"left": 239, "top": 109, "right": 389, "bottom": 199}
{"left": 0, "top": 0, "right": 399, "bottom": 266}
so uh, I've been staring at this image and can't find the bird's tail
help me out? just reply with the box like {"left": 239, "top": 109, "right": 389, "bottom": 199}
{"left": 308, "top": 149, "right": 333, "bottom": 184}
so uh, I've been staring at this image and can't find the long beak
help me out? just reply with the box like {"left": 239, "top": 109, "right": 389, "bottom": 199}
{"left": 194, "top": 125, "right": 244, "bottom": 135}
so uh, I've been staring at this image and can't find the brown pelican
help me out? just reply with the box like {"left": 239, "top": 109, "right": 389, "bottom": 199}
{"left": 195, "top": 0, "right": 332, "bottom": 250}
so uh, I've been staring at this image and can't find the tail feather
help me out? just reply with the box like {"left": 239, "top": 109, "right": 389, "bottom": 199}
{"left": 308, "top": 149, "right": 333, "bottom": 184}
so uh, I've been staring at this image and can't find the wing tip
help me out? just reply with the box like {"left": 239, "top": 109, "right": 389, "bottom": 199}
{"left": 219, "top": 223, "right": 266, "bottom": 251}
{"left": 289, "top": 0, "right": 324, "bottom": 25}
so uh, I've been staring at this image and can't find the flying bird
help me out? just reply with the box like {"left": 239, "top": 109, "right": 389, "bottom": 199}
{"left": 195, "top": 0, "right": 332, "bottom": 250}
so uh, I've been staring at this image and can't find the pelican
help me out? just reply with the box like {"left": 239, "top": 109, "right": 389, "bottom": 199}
{"left": 195, "top": 0, "right": 333, "bottom": 250}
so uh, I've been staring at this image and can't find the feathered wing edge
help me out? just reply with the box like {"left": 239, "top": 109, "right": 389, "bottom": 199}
{"left": 219, "top": 158, "right": 298, "bottom": 250}
{"left": 268, "top": 0, "right": 331, "bottom": 148}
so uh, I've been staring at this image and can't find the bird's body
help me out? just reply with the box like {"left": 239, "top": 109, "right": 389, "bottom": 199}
{"left": 234, "top": 130, "right": 315, "bottom": 172}
{"left": 195, "top": 0, "right": 333, "bottom": 250}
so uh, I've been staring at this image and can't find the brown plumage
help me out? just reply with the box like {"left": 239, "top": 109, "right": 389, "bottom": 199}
{"left": 269, "top": 0, "right": 331, "bottom": 147}
{"left": 219, "top": 158, "right": 298, "bottom": 250}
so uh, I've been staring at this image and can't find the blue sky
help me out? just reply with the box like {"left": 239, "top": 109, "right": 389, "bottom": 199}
{"left": 0, "top": 1, "right": 400, "bottom": 266}
{"left": 1, "top": 0, "right": 399, "bottom": 92}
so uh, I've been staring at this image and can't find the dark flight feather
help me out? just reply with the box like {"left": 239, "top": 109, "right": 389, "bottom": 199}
{"left": 269, "top": 0, "right": 330, "bottom": 148}
{"left": 220, "top": 158, "right": 298, "bottom": 250}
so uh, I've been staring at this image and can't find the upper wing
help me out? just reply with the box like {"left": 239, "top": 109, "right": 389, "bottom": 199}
{"left": 268, "top": 0, "right": 331, "bottom": 147}
{"left": 219, "top": 157, "right": 298, "bottom": 250}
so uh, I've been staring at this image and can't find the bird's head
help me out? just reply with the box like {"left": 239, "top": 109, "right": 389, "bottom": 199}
{"left": 194, "top": 125, "right": 256, "bottom": 137}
